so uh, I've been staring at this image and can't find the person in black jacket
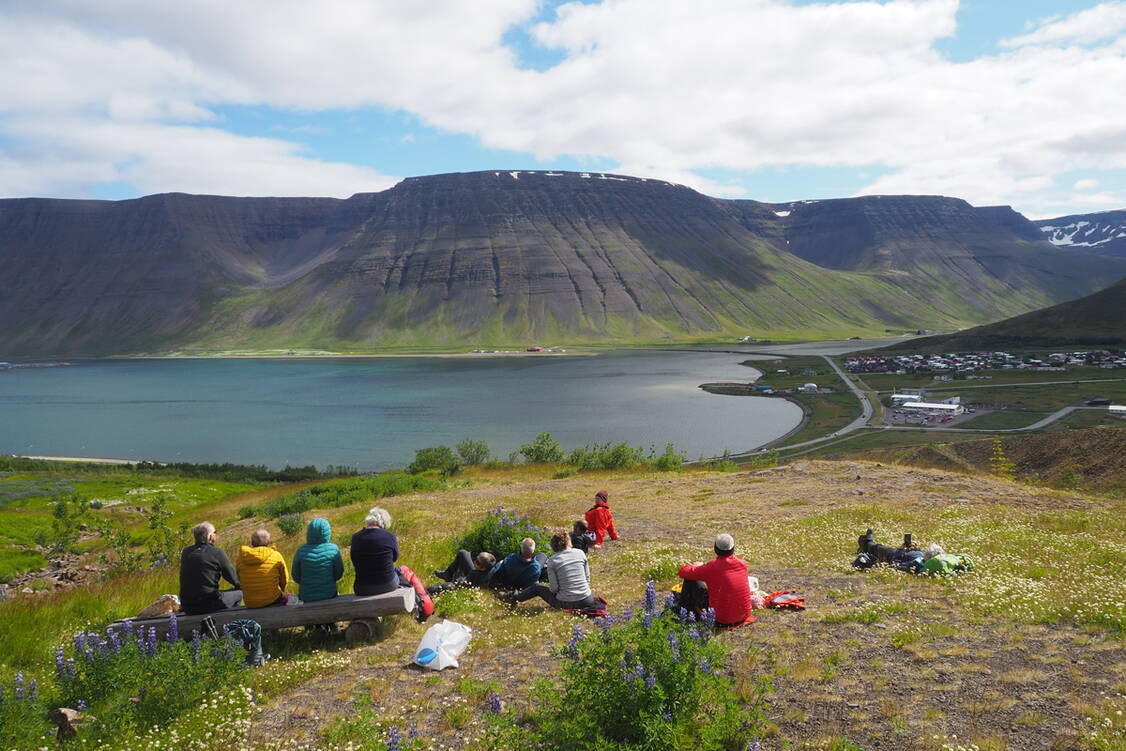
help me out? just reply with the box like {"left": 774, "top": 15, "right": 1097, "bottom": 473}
{"left": 179, "top": 522, "right": 242, "bottom": 614}
{"left": 350, "top": 506, "right": 400, "bottom": 596}
{"left": 570, "top": 519, "right": 597, "bottom": 554}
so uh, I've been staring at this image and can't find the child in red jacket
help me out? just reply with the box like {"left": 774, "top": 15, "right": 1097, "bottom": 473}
{"left": 584, "top": 491, "right": 620, "bottom": 547}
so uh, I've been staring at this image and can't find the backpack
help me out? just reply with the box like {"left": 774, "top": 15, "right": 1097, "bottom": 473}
{"left": 398, "top": 565, "right": 435, "bottom": 622}
{"left": 764, "top": 590, "right": 805, "bottom": 610}
{"left": 564, "top": 596, "right": 609, "bottom": 618}
{"left": 852, "top": 552, "right": 876, "bottom": 570}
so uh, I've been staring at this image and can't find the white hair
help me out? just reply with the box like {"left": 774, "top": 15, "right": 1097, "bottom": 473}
{"left": 923, "top": 543, "right": 944, "bottom": 560}
{"left": 250, "top": 529, "right": 271, "bottom": 547}
{"left": 192, "top": 521, "right": 215, "bottom": 545}
{"left": 520, "top": 538, "right": 536, "bottom": 558}
{"left": 364, "top": 506, "right": 392, "bottom": 529}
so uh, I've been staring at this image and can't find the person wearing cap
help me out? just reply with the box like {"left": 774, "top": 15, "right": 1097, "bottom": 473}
{"left": 584, "top": 491, "right": 620, "bottom": 547}
{"left": 677, "top": 533, "right": 753, "bottom": 627}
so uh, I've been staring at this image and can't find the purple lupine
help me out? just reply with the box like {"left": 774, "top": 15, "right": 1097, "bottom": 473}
{"left": 642, "top": 611, "right": 653, "bottom": 628}
{"left": 84, "top": 648, "right": 95, "bottom": 664}
{"left": 147, "top": 627, "right": 158, "bottom": 656}
{"left": 565, "top": 624, "right": 584, "bottom": 659}
{"left": 667, "top": 631, "right": 680, "bottom": 659}
{"left": 688, "top": 626, "right": 701, "bottom": 642}
{"left": 487, "top": 692, "right": 502, "bottom": 715}
{"left": 631, "top": 663, "right": 646, "bottom": 683}
{"left": 702, "top": 608, "right": 716, "bottom": 630}
{"left": 665, "top": 592, "right": 678, "bottom": 609}
{"left": 122, "top": 619, "right": 134, "bottom": 636}
{"left": 408, "top": 723, "right": 420, "bottom": 739}
{"left": 385, "top": 725, "right": 403, "bottom": 751}
{"left": 595, "top": 614, "right": 615, "bottom": 630}
{"left": 697, "top": 658, "right": 711, "bottom": 674}
{"left": 66, "top": 658, "right": 77, "bottom": 678}
{"left": 167, "top": 612, "right": 179, "bottom": 642}
{"left": 190, "top": 630, "right": 202, "bottom": 662}
{"left": 109, "top": 629, "right": 121, "bottom": 654}
{"left": 622, "top": 607, "right": 634, "bottom": 622}
{"left": 645, "top": 669, "right": 657, "bottom": 689}
{"left": 13, "top": 671, "right": 25, "bottom": 700}
{"left": 55, "top": 647, "right": 67, "bottom": 679}
{"left": 27, "top": 679, "right": 38, "bottom": 702}
{"left": 662, "top": 710, "right": 673, "bottom": 722}
{"left": 76, "top": 699, "right": 87, "bottom": 711}
{"left": 74, "top": 631, "right": 87, "bottom": 655}
{"left": 746, "top": 742, "right": 762, "bottom": 751}
{"left": 644, "top": 581, "right": 657, "bottom": 613}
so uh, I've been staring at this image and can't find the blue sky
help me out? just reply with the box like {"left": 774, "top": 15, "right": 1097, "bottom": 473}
{"left": 3, "top": 0, "right": 1126, "bottom": 218}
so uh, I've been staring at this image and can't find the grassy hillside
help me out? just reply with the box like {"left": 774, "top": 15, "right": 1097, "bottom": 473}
{"left": 1, "top": 458, "right": 1124, "bottom": 750}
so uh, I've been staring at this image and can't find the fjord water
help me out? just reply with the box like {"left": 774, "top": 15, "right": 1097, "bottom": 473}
{"left": 0, "top": 351, "right": 802, "bottom": 470}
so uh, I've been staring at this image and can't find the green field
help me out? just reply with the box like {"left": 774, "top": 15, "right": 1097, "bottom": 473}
{"left": 774, "top": 392, "right": 862, "bottom": 448}
{"left": 956, "top": 410, "right": 1055, "bottom": 430}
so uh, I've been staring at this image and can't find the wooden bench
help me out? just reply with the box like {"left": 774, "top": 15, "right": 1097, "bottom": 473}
{"left": 112, "top": 588, "right": 416, "bottom": 643}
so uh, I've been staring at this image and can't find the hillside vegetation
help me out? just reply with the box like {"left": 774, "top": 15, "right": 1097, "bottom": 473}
{"left": 1, "top": 455, "right": 1124, "bottom": 750}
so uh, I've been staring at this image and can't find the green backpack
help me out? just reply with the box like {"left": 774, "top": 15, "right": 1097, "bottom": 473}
{"left": 922, "top": 553, "right": 974, "bottom": 575}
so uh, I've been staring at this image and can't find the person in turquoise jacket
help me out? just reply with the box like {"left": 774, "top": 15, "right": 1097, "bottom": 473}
{"left": 292, "top": 518, "right": 344, "bottom": 601}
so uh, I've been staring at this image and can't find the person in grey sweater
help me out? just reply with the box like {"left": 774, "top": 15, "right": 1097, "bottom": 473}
{"left": 504, "top": 531, "right": 596, "bottom": 610}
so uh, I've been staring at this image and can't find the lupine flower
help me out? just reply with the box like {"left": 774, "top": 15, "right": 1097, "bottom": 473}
{"left": 385, "top": 724, "right": 403, "bottom": 751}
{"left": 167, "top": 612, "right": 179, "bottom": 642}
{"left": 55, "top": 647, "right": 67, "bottom": 679}
{"left": 703, "top": 608, "right": 716, "bottom": 630}
{"left": 13, "top": 671, "right": 25, "bottom": 700}
{"left": 688, "top": 626, "right": 701, "bottom": 642}
{"left": 109, "top": 630, "right": 121, "bottom": 653}
{"left": 565, "top": 624, "right": 584, "bottom": 658}
{"left": 147, "top": 627, "right": 158, "bottom": 655}
{"left": 746, "top": 742, "right": 762, "bottom": 751}
{"left": 84, "top": 648, "right": 95, "bottom": 664}
{"left": 632, "top": 663, "right": 646, "bottom": 683}
{"left": 487, "top": 692, "right": 502, "bottom": 714}
{"left": 622, "top": 607, "right": 634, "bottom": 622}
{"left": 74, "top": 632, "right": 87, "bottom": 654}
{"left": 76, "top": 699, "right": 87, "bottom": 711}
{"left": 678, "top": 607, "right": 689, "bottom": 623}
{"left": 698, "top": 658, "right": 711, "bottom": 674}
{"left": 27, "top": 679, "right": 38, "bottom": 702}
{"left": 644, "top": 581, "right": 657, "bottom": 612}
{"left": 642, "top": 612, "right": 653, "bottom": 628}
{"left": 408, "top": 723, "right": 420, "bottom": 739}
{"left": 66, "top": 658, "right": 77, "bottom": 678}
{"left": 190, "top": 630, "right": 202, "bottom": 662}
{"left": 645, "top": 669, "right": 657, "bottom": 689}
{"left": 665, "top": 592, "right": 678, "bottom": 609}
{"left": 623, "top": 649, "right": 634, "bottom": 667}
{"left": 662, "top": 710, "right": 673, "bottom": 722}
{"left": 122, "top": 620, "right": 134, "bottom": 636}
{"left": 667, "top": 631, "right": 680, "bottom": 659}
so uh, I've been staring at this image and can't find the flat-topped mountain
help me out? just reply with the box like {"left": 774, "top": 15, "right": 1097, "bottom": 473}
{"left": 1035, "top": 209, "right": 1126, "bottom": 259}
{"left": 2, "top": 171, "right": 1125, "bottom": 356}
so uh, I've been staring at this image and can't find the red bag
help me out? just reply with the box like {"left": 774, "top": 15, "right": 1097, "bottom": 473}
{"left": 398, "top": 565, "right": 435, "bottom": 622}
{"left": 764, "top": 590, "right": 805, "bottom": 610}
{"left": 564, "top": 596, "right": 609, "bottom": 618}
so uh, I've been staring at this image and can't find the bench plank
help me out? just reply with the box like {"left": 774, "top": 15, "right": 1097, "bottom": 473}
{"left": 113, "top": 589, "right": 416, "bottom": 639}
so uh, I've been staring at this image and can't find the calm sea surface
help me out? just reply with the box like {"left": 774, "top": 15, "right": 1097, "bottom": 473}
{"left": 0, "top": 351, "right": 803, "bottom": 470}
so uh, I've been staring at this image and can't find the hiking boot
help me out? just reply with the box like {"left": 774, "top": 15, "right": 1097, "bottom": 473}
{"left": 433, "top": 569, "right": 451, "bottom": 582}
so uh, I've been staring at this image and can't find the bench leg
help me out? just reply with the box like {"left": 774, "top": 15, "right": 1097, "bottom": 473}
{"left": 344, "top": 618, "right": 381, "bottom": 644}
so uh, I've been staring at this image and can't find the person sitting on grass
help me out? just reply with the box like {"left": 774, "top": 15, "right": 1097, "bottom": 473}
{"left": 570, "top": 519, "right": 597, "bottom": 554}
{"left": 676, "top": 533, "right": 754, "bottom": 628}
{"left": 291, "top": 517, "right": 344, "bottom": 602}
{"left": 179, "top": 521, "right": 242, "bottom": 615}
{"left": 236, "top": 529, "right": 291, "bottom": 607}
{"left": 503, "top": 531, "right": 597, "bottom": 611}
{"left": 488, "top": 538, "right": 542, "bottom": 592}
{"left": 585, "top": 490, "right": 620, "bottom": 548}
{"left": 351, "top": 506, "right": 400, "bottom": 596}
{"left": 429, "top": 550, "right": 497, "bottom": 596}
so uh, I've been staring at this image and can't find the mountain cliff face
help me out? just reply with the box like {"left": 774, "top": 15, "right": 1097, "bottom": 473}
{"left": 1035, "top": 210, "right": 1126, "bottom": 259}
{"left": 2, "top": 171, "right": 1125, "bottom": 356}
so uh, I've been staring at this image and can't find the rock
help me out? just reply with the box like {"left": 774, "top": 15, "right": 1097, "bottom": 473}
{"left": 49, "top": 708, "right": 94, "bottom": 740}
{"left": 21, "top": 587, "right": 33, "bottom": 594}
{"left": 853, "top": 489, "right": 865, "bottom": 495}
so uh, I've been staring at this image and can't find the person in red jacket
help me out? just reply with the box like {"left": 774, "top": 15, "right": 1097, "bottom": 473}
{"left": 584, "top": 490, "right": 620, "bottom": 547}
{"left": 677, "top": 533, "right": 754, "bottom": 627}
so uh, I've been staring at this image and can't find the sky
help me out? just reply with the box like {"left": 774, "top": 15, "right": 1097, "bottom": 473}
{"left": 2, "top": 0, "right": 1125, "bottom": 218}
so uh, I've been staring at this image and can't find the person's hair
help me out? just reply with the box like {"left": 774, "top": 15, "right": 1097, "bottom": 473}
{"left": 573, "top": 519, "right": 588, "bottom": 532}
{"left": 714, "top": 533, "right": 735, "bottom": 556}
{"left": 364, "top": 506, "right": 392, "bottom": 529}
{"left": 923, "top": 543, "right": 944, "bottom": 560}
{"left": 475, "top": 552, "right": 496, "bottom": 569}
{"left": 520, "top": 537, "right": 536, "bottom": 558}
{"left": 192, "top": 522, "right": 215, "bottom": 545}
{"left": 550, "top": 531, "right": 571, "bottom": 552}
{"left": 250, "top": 529, "right": 271, "bottom": 547}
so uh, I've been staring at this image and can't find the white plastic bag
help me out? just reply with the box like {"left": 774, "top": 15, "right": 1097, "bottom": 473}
{"left": 413, "top": 620, "right": 472, "bottom": 670}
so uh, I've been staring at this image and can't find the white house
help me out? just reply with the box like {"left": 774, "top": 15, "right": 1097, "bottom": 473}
{"left": 902, "top": 401, "right": 965, "bottom": 415}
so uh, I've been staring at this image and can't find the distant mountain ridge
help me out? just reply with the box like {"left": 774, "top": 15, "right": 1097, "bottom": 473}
{"left": 2, "top": 170, "right": 1125, "bottom": 356}
{"left": 1034, "top": 209, "right": 1126, "bottom": 259}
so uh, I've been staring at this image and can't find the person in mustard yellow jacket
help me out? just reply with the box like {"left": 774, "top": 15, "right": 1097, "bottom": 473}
{"left": 236, "top": 529, "right": 290, "bottom": 607}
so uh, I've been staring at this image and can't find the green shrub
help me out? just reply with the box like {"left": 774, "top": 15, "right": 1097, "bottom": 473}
{"left": 566, "top": 442, "right": 649, "bottom": 471}
{"left": 519, "top": 432, "right": 564, "bottom": 464}
{"left": 238, "top": 505, "right": 257, "bottom": 519}
{"left": 54, "top": 617, "right": 246, "bottom": 743}
{"left": 655, "top": 443, "right": 687, "bottom": 472}
{"left": 277, "top": 513, "right": 304, "bottom": 537}
{"left": 455, "top": 507, "right": 551, "bottom": 558}
{"left": 408, "top": 446, "right": 462, "bottom": 476}
{"left": 486, "top": 581, "right": 767, "bottom": 750}
{"left": 257, "top": 473, "right": 444, "bottom": 518}
{"left": 456, "top": 437, "right": 491, "bottom": 466}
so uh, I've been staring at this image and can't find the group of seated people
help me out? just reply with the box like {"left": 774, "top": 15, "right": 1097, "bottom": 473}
{"left": 853, "top": 529, "right": 973, "bottom": 575}
{"left": 177, "top": 490, "right": 758, "bottom": 630}
{"left": 178, "top": 506, "right": 406, "bottom": 615}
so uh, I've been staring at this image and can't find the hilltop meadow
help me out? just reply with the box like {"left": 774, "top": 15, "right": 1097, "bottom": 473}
{"left": 0, "top": 441, "right": 1123, "bottom": 751}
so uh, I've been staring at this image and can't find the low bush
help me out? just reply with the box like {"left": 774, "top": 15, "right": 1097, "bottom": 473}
{"left": 566, "top": 442, "right": 650, "bottom": 471}
{"left": 256, "top": 473, "right": 444, "bottom": 518}
{"left": 408, "top": 446, "right": 462, "bottom": 477}
{"left": 455, "top": 507, "right": 551, "bottom": 558}
{"left": 456, "top": 437, "right": 491, "bottom": 466}
{"left": 519, "top": 432, "right": 565, "bottom": 464}
{"left": 277, "top": 513, "right": 304, "bottom": 537}
{"left": 486, "top": 581, "right": 768, "bottom": 750}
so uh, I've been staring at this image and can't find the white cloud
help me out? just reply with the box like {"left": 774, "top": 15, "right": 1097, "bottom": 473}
{"left": 0, "top": 0, "right": 1124, "bottom": 216}
{"left": 1075, "top": 178, "right": 1100, "bottom": 190}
